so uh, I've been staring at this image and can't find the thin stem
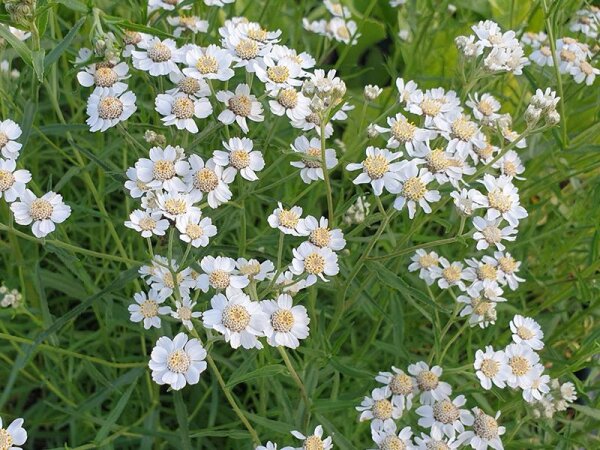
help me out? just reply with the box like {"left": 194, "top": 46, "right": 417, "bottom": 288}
{"left": 320, "top": 120, "right": 335, "bottom": 225}
{"left": 277, "top": 347, "right": 311, "bottom": 425}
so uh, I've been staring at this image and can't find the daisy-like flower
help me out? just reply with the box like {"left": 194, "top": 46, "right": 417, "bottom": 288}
{"left": 0, "top": 416, "right": 27, "bottom": 450}
{"left": 148, "top": 262, "right": 195, "bottom": 298}
{"left": 149, "top": 333, "right": 207, "bottom": 390}
{"left": 439, "top": 113, "right": 486, "bottom": 160}
{"left": 216, "top": 83, "right": 264, "bottom": 133}
{"left": 504, "top": 343, "right": 541, "bottom": 389}
{"left": 286, "top": 426, "right": 333, "bottom": 450}
{"left": 255, "top": 55, "right": 303, "bottom": 90}
{"left": 86, "top": 88, "right": 137, "bottom": 132}
{"left": 223, "top": 32, "right": 270, "bottom": 72}
{"left": 412, "top": 142, "right": 475, "bottom": 188}
{"left": 167, "top": 15, "right": 209, "bottom": 37}
{"left": 570, "top": 59, "right": 599, "bottom": 85}
{"left": 529, "top": 44, "right": 554, "bottom": 67}
{"left": 457, "top": 291, "right": 500, "bottom": 329}
{"left": 408, "top": 250, "right": 439, "bottom": 286}
{"left": 129, "top": 289, "right": 171, "bottom": 329}
{"left": 393, "top": 163, "right": 440, "bottom": 219}
{"left": 370, "top": 422, "right": 414, "bottom": 450}
{"left": 257, "top": 442, "right": 278, "bottom": 450}
{"left": 510, "top": 315, "right": 544, "bottom": 350}
{"left": 122, "top": 30, "right": 150, "bottom": 57}
{"left": 76, "top": 61, "right": 129, "bottom": 94}
{"left": 213, "top": 137, "right": 264, "bottom": 181}
{"left": 167, "top": 72, "right": 211, "bottom": 99}
{"left": 346, "top": 146, "right": 403, "bottom": 196}
{"left": 197, "top": 255, "right": 250, "bottom": 293}
{"left": 416, "top": 395, "right": 474, "bottom": 439}
{"left": 0, "top": 158, "right": 30, "bottom": 202}
{"left": 324, "top": 0, "right": 351, "bottom": 17}
{"left": 290, "top": 242, "right": 339, "bottom": 286}
{"left": 267, "top": 202, "right": 306, "bottom": 236}
{"left": 408, "top": 88, "right": 462, "bottom": 129}
{"left": 186, "top": 156, "right": 234, "bottom": 208}
{"left": 135, "top": 145, "right": 190, "bottom": 192}
{"left": 124, "top": 166, "right": 151, "bottom": 198}
{"left": 466, "top": 93, "right": 501, "bottom": 125}
{"left": 290, "top": 135, "right": 338, "bottom": 184}
{"left": 125, "top": 209, "right": 169, "bottom": 238}
{"left": 457, "top": 408, "right": 505, "bottom": 450}
{"left": 375, "top": 113, "right": 436, "bottom": 155}
{"left": 11, "top": 190, "right": 71, "bottom": 238}
{"left": 451, "top": 188, "right": 480, "bottom": 216}
{"left": 203, "top": 291, "right": 268, "bottom": 349}
{"left": 132, "top": 37, "right": 182, "bottom": 76}
{"left": 275, "top": 270, "right": 308, "bottom": 295}
{"left": 463, "top": 256, "right": 502, "bottom": 293}
{"left": 270, "top": 44, "right": 315, "bottom": 74}
{"left": 156, "top": 190, "right": 201, "bottom": 221}
{"left": 430, "top": 258, "right": 466, "bottom": 290}
{"left": 396, "top": 77, "right": 420, "bottom": 105}
{"left": 183, "top": 44, "right": 234, "bottom": 81}
{"left": 407, "top": 362, "right": 452, "bottom": 405}
{"left": 414, "top": 428, "right": 460, "bottom": 450}
{"left": 375, "top": 367, "right": 417, "bottom": 412}
{"left": 176, "top": 212, "right": 217, "bottom": 248}
{"left": 155, "top": 92, "right": 212, "bottom": 133}
{"left": 471, "top": 174, "right": 528, "bottom": 227}
{"left": 238, "top": 21, "right": 282, "bottom": 46}
{"left": 0, "top": 120, "right": 22, "bottom": 160}
{"left": 296, "top": 215, "right": 346, "bottom": 251}
{"left": 261, "top": 294, "right": 310, "bottom": 348}
{"left": 236, "top": 258, "right": 275, "bottom": 282}
{"left": 171, "top": 296, "right": 202, "bottom": 330}
{"left": 522, "top": 366, "right": 550, "bottom": 403}
{"left": 494, "top": 251, "right": 525, "bottom": 290}
{"left": 492, "top": 150, "right": 525, "bottom": 180}
{"left": 328, "top": 18, "right": 360, "bottom": 45}
{"left": 269, "top": 87, "right": 311, "bottom": 122}
{"left": 474, "top": 346, "right": 510, "bottom": 390}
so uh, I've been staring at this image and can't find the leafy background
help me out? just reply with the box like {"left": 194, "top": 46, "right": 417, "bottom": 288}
{"left": 0, "top": 0, "right": 599, "bottom": 448}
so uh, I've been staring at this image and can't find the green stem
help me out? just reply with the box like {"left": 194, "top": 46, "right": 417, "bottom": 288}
{"left": 320, "top": 120, "right": 335, "bottom": 225}
{"left": 277, "top": 347, "right": 311, "bottom": 425}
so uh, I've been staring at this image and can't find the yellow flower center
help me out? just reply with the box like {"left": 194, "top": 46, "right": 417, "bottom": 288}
{"left": 271, "top": 309, "right": 295, "bottom": 332}
{"left": 195, "top": 55, "right": 218, "bottom": 74}
{"left": 417, "top": 370, "right": 439, "bottom": 391}
{"left": 473, "top": 412, "right": 499, "bottom": 440}
{"left": 230, "top": 150, "right": 250, "bottom": 169}
{"left": 426, "top": 149, "right": 451, "bottom": 173}
{"left": 540, "top": 46, "right": 551, "bottom": 56}
{"left": 309, "top": 227, "right": 331, "bottom": 248}
{"left": 94, "top": 67, "right": 118, "bottom": 87}
{"left": 186, "top": 223, "right": 204, "bottom": 240}
{"left": 381, "top": 436, "right": 405, "bottom": 450}
{"left": 477, "top": 264, "right": 497, "bottom": 280}
{"left": 278, "top": 88, "right": 299, "bottom": 109}
{"left": 124, "top": 30, "right": 142, "bottom": 45}
{"left": 278, "top": 209, "right": 299, "bottom": 229}
{"left": 517, "top": 326, "right": 535, "bottom": 340}
{"left": 98, "top": 97, "right": 124, "bottom": 120}
{"left": 302, "top": 147, "right": 322, "bottom": 168}
{"left": 498, "top": 256, "right": 517, "bottom": 274}
{"left": 372, "top": 399, "right": 394, "bottom": 420}
{"left": 487, "top": 189, "right": 512, "bottom": 213}
{"left": 471, "top": 297, "right": 492, "bottom": 316}
{"left": 476, "top": 143, "right": 495, "bottom": 160}
{"left": 178, "top": 16, "right": 197, "bottom": 29}
{"left": 482, "top": 225, "right": 502, "bottom": 244}
{"left": 167, "top": 349, "right": 191, "bottom": 374}
{"left": 0, "top": 428, "right": 14, "bottom": 450}
{"left": 336, "top": 24, "right": 350, "bottom": 40}
{"left": 194, "top": 168, "right": 219, "bottom": 192}
{"left": 235, "top": 39, "right": 259, "bottom": 59}
{"left": 389, "top": 373, "right": 413, "bottom": 395}
{"left": 164, "top": 198, "right": 187, "bottom": 216}
{"left": 580, "top": 61, "right": 593, "bottom": 75}
{"left": 172, "top": 97, "right": 195, "bottom": 119}
{"left": 480, "top": 358, "right": 500, "bottom": 378}
{"left": 247, "top": 28, "right": 268, "bottom": 42}
{"left": 153, "top": 159, "right": 176, "bottom": 181}
{"left": 209, "top": 269, "right": 231, "bottom": 289}
{"left": 178, "top": 77, "right": 201, "bottom": 95}
{"left": 222, "top": 304, "right": 251, "bottom": 332}
{"left": 418, "top": 253, "right": 438, "bottom": 268}
{"left": 0, "top": 169, "right": 15, "bottom": 192}
{"left": 239, "top": 261, "right": 261, "bottom": 277}
{"left": 452, "top": 117, "right": 477, "bottom": 141}
{"left": 0, "top": 132, "right": 8, "bottom": 148}
{"left": 433, "top": 399, "right": 460, "bottom": 424}
{"left": 30, "top": 198, "right": 54, "bottom": 220}
{"left": 178, "top": 306, "right": 192, "bottom": 321}
{"left": 267, "top": 65, "right": 290, "bottom": 84}
{"left": 442, "top": 265, "right": 461, "bottom": 283}
{"left": 139, "top": 217, "right": 156, "bottom": 231}
{"left": 140, "top": 299, "right": 159, "bottom": 318}
{"left": 420, "top": 98, "right": 443, "bottom": 116}
{"left": 478, "top": 100, "right": 495, "bottom": 116}
{"left": 148, "top": 42, "right": 172, "bottom": 62}
{"left": 509, "top": 356, "right": 530, "bottom": 376}
{"left": 304, "top": 252, "right": 325, "bottom": 275}
{"left": 228, "top": 95, "right": 252, "bottom": 117}
{"left": 363, "top": 154, "right": 389, "bottom": 179}
{"left": 560, "top": 49, "right": 576, "bottom": 62}
{"left": 391, "top": 119, "right": 416, "bottom": 142}
{"left": 402, "top": 177, "right": 427, "bottom": 201}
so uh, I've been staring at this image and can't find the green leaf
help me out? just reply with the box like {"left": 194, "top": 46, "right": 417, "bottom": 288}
{"left": 0, "top": 23, "right": 33, "bottom": 66}
{"left": 94, "top": 379, "right": 139, "bottom": 443}
{"left": 56, "top": 0, "right": 90, "bottom": 13}
{"left": 226, "top": 364, "right": 286, "bottom": 388}
{"left": 572, "top": 404, "right": 600, "bottom": 421}
{"left": 173, "top": 391, "right": 193, "bottom": 450}
{"left": 103, "top": 17, "right": 176, "bottom": 39}
{"left": 32, "top": 49, "right": 46, "bottom": 81}
{"left": 45, "top": 16, "right": 87, "bottom": 69}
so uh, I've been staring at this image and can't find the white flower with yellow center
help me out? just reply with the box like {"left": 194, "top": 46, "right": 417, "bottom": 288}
{"left": 237, "top": 21, "right": 282, "bottom": 45}
{"left": 396, "top": 77, "right": 420, "bottom": 105}
{"left": 439, "top": 112, "right": 486, "bottom": 160}
{"left": 414, "top": 428, "right": 460, "bottom": 450}
{"left": 175, "top": 212, "right": 217, "bottom": 248}
{"left": 393, "top": 163, "right": 440, "bottom": 219}
{"left": 570, "top": 59, "right": 599, "bottom": 85}
{"left": 125, "top": 166, "right": 151, "bottom": 198}
{"left": 216, "top": 83, "right": 264, "bottom": 133}
{"left": 255, "top": 55, "right": 303, "bottom": 90}
{"left": 328, "top": 18, "right": 360, "bottom": 45}
{"left": 522, "top": 366, "right": 550, "bottom": 403}
{"left": 139, "top": 255, "right": 171, "bottom": 281}
{"left": 408, "top": 88, "right": 462, "bottom": 129}
{"left": 450, "top": 189, "right": 480, "bottom": 216}
{"left": 156, "top": 190, "right": 201, "bottom": 221}
{"left": 474, "top": 346, "right": 510, "bottom": 390}
{"left": 296, "top": 215, "right": 346, "bottom": 251}
{"left": 375, "top": 113, "right": 437, "bottom": 154}
{"left": 76, "top": 61, "right": 129, "bottom": 95}
{"left": 236, "top": 258, "right": 275, "bottom": 282}
{"left": 0, "top": 120, "right": 23, "bottom": 160}
{"left": 430, "top": 258, "right": 466, "bottom": 291}
{"left": 183, "top": 44, "right": 234, "bottom": 81}
{"left": 457, "top": 291, "right": 500, "bottom": 329}
{"left": 269, "top": 87, "right": 312, "bottom": 122}
{"left": 223, "top": 32, "right": 270, "bottom": 72}
{"left": 463, "top": 256, "right": 502, "bottom": 293}
{"left": 376, "top": 366, "right": 417, "bottom": 412}
{"left": 148, "top": 0, "right": 191, "bottom": 12}
{"left": 346, "top": 146, "right": 403, "bottom": 196}
{"left": 0, "top": 158, "right": 30, "bottom": 203}
{"left": 492, "top": 150, "right": 525, "bottom": 180}
{"left": 324, "top": 0, "right": 351, "bottom": 17}
{"left": 357, "top": 388, "right": 403, "bottom": 431}
{"left": 213, "top": 137, "right": 265, "bottom": 181}
{"left": 408, "top": 249, "right": 440, "bottom": 286}
{"left": 529, "top": 44, "right": 554, "bottom": 67}
{"left": 407, "top": 362, "right": 452, "bottom": 405}
{"left": 155, "top": 92, "right": 212, "bottom": 133}
{"left": 132, "top": 37, "right": 182, "bottom": 76}
{"left": 149, "top": 332, "right": 207, "bottom": 391}
{"left": 167, "top": 15, "right": 209, "bottom": 37}
{"left": 466, "top": 93, "right": 501, "bottom": 125}
{"left": 186, "top": 156, "right": 234, "bottom": 209}
{"left": 267, "top": 202, "right": 307, "bottom": 236}
{"left": 125, "top": 209, "right": 169, "bottom": 238}
{"left": 10, "top": 189, "right": 71, "bottom": 238}
{"left": 504, "top": 343, "right": 540, "bottom": 389}
{"left": 171, "top": 296, "right": 202, "bottom": 331}
{"left": 290, "top": 135, "right": 338, "bottom": 184}
{"left": 416, "top": 395, "right": 473, "bottom": 439}
{"left": 472, "top": 216, "right": 517, "bottom": 252}
{"left": 457, "top": 408, "right": 505, "bottom": 450}
{"left": 370, "top": 422, "right": 414, "bottom": 450}
{"left": 471, "top": 174, "right": 528, "bottom": 227}
{"left": 287, "top": 425, "right": 333, "bottom": 450}
{"left": 166, "top": 71, "right": 211, "bottom": 98}
{"left": 135, "top": 145, "right": 190, "bottom": 192}
{"left": 86, "top": 87, "right": 137, "bottom": 132}
{"left": 203, "top": 291, "right": 268, "bottom": 349}
{"left": 197, "top": 255, "right": 250, "bottom": 294}
{"left": 0, "top": 416, "right": 27, "bottom": 450}
{"left": 261, "top": 294, "right": 310, "bottom": 349}
{"left": 275, "top": 270, "right": 308, "bottom": 295}
{"left": 510, "top": 315, "right": 544, "bottom": 350}
{"left": 493, "top": 251, "right": 524, "bottom": 290}
{"left": 129, "top": 289, "right": 171, "bottom": 329}
{"left": 412, "top": 142, "right": 475, "bottom": 188}
{"left": 270, "top": 44, "right": 316, "bottom": 74}
{"left": 290, "top": 242, "right": 339, "bottom": 286}
{"left": 148, "top": 260, "right": 195, "bottom": 298}
{"left": 122, "top": 31, "right": 150, "bottom": 58}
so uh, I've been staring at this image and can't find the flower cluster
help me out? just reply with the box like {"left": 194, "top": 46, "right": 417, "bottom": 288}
{"left": 303, "top": 1, "right": 360, "bottom": 45}
{"left": 257, "top": 425, "right": 333, "bottom": 450}
{"left": 569, "top": 6, "right": 599, "bottom": 39}
{"left": 0, "top": 283, "right": 23, "bottom": 308}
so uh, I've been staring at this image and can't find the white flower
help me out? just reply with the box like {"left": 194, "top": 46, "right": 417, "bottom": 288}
{"left": 186, "top": 156, "right": 234, "bottom": 208}
{"left": 370, "top": 421, "right": 414, "bottom": 450}
{"left": 375, "top": 366, "right": 417, "bottom": 412}
{"left": 261, "top": 294, "right": 310, "bottom": 349}
{"left": 203, "top": 291, "right": 268, "bottom": 349}
{"left": 504, "top": 343, "right": 541, "bottom": 389}
{"left": 135, "top": 145, "right": 190, "bottom": 192}
{"left": 408, "top": 88, "right": 462, "bottom": 129}
{"left": 156, "top": 190, "right": 201, "bottom": 220}
{"left": 0, "top": 120, "right": 22, "bottom": 160}
{"left": 466, "top": 93, "right": 501, "bottom": 125}
{"left": 132, "top": 37, "right": 182, "bottom": 76}
{"left": 457, "top": 292, "right": 498, "bottom": 328}
{"left": 176, "top": 212, "right": 217, "bottom": 248}
{"left": 290, "top": 135, "right": 337, "bottom": 184}
{"left": 197, "top": 255, "right": 250, "bottom": 293}
{"left": 416, "top": 395, "right": 473, "bottom": 439}
{"left": 149, "top": 333, "right": 207, "bottom": 390}
{"left": 458, "top": 409, "right": 505, "bottom": 450}
{"left": 296, "top": 215, "right": 346, "bottom": 251}
{"left": 148, "top": 261, "right": 195, "bottom": 298}
{"left": 414, "top": 428, "right": 460, "bottom": 450}
{"left": 357, "top": 388, "right": 403, "bottom": 431}
{"left": 256, "top": 442, "right": 278, "bottom": 450}
{"left": 451, "top": 189, "right": 480, "bottom": 216}
{"left": 412, "top": 142, "right": 475, "bottom": 188}
{"left": 167, "top": 15, "right": 209, "bottom": 37}
{"left": 472, "top": 216, "right": 517, "bottom": 252}
{"left": 471, "top": 174, "right": 528, "bottom": 227}
{"left": 570, "top": 59, "right": 599, "bottom": 85}
{"left": 183, "top": 44, "right": 234, "bottom": 81}
{"left": 148, "top": 0, "right": 191, "bottom": 11}
{"left": 407, "top": 361, "right": 452, "bottom": 405}
{"left": 216, "top": 83, "right": 264, "bottom": 133}
{"left": 125, "top": 209, "right": 169, "bottom": 238}
{"left": 439, "top": 113, "right": 486, "bottom": 161}
{"left": 393, "top": 163, "right": 440, "bottom": 219}
{"left": 0, "top": 158, "right": 30, "bottom": 202}
{"left": 129, "top": 289, "right": 171, "bottom": 329}
{"left": 396, "top": 77, "right": 420, "bottom": 105}
{"left": 11, "top": 189, "right": 71, "bottom": 238}
{"left": 364, "top": 84, "right": 383, "bottom": 101}
{"left": 86, "top": 88, "right": 137, "bottom": 132}
{"left": 223, "top": 32, "right": 269, "bottom": 72}
{"left": 269, "top": 88, "right": 311, "bottom": 122}
{"left": 474, "top": 346, "right": 510, "bottom": 389}
{"left": 254, "top": 54, "right": 303, "bottom": 90}
{"left": 0, "top": 416, "right": 27, "bottom": 450}
{"left": 76, "top": 61, "right": 129, "bottom": 94}
{"left": 267, "top": 202, "right": 307, "bottom": 236}
{"left": 346, "top": 146, "right": 403, "bottom": 196}
{"left": 408, "top": 250, "right": 440, "bottom": 286}
{"left": 328, "top": 18, "right": 360, "bottom": 45}
{"left": 122, "top": 31, "right": 150, "bottom": 57}
{"left": 430, "top": 258, "right": 466, "bottom": 290}
{"left": 375, "top": 113, "right": 436, "bottom": 154}
{"left": 522, "top": 366, "right": 550, "bottom": 403}
{"left": 166, "top": 72, "right": 211, "bottom": 98}
{"left": 171, "top": 296, "right": 202, "bottom": 330}
{"left": 290, "top": 242, "right": 339, "bottom": 285}
{"left": 125, "top": 166, "right": 151, "bottom": 198}
{"left": 155, "top": 92, "right": 212, "bottom": 133}
{"left": 236, "top": 258, "right": 275, "bottom": 281}
{"left": 213, "top": 137, "right": 264, "bottom": 181}
{"left": 286, "top": 426, "right": 333, "bottom": 450}
{"left": 275, "top": 270, "right": 308, "bottom": 295}
{"left": 494, "top": 251, "right": 524, "bottom": 290}
{"left": 324, "top": 0, "right": 351, "bottom": 17}
{"left": 510, "top": 315, "right": 544, "bottom": 350}
{"left": 529, "top": 45, "right": 554, "bottom": 67}
{"left": 492, "top": 150, "right": 525, "bottom": 180}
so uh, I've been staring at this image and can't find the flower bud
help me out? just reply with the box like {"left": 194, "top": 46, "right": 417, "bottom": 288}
{"left": 363, "top": 84, "right": 382, "bottom": 101}
{"left": 524, "top": 105, "right": 542, "bottom": 125}
{"left": 546, "top": 110, "right": 560, "bottom": 125}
